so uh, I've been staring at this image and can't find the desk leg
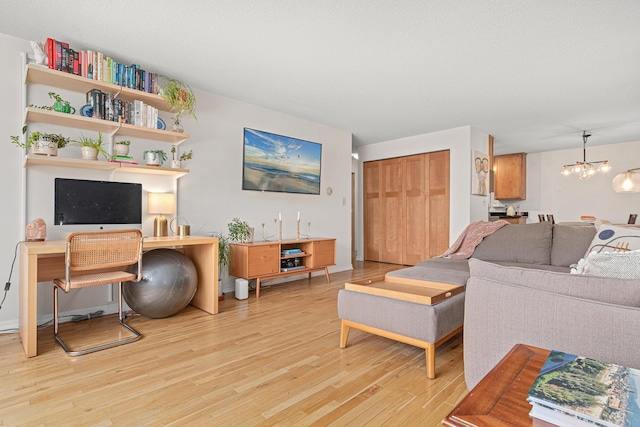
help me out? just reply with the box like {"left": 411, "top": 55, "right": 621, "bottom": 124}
{"left": 184, "top": 242, "right": 218, "bottom": 315}
{"left": 19, "top": 246, "right": 39, "bottom": 357}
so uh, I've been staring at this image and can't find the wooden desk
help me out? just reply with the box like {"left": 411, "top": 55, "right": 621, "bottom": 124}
{"left": 19, "top": 235, "right": 218, "bottom": 358}
{"left": 443, "top": 344, "right": 550, "bottom": 427}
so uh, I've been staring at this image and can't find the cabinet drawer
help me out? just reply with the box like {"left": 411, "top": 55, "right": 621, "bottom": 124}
{"left": 308, "top": 240, "right": 336, "bottom": 268}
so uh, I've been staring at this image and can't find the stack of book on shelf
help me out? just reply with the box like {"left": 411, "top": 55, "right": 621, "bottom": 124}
{"left": 44, "top": 37, "right": 159, "bottom": 94}
{"left": 527, "top": 349, "right": 640, "bottom": 427}
{"left": 109, "top": 155, "right": 137, "bottom": 165}
{"left": 281, "top": 248, "right": 305, "bottom": 256}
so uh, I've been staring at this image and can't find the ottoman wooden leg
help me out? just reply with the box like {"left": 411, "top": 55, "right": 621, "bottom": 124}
{"left": 425, "top": 343, "right": 436, "bottom": 379}
{"left": 339, "top": 320, "right": 350, "bottom": 348}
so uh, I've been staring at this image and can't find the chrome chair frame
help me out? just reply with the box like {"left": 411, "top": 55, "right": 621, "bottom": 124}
{"left": 53, "top": 229, "right": 143, "bottom": 356}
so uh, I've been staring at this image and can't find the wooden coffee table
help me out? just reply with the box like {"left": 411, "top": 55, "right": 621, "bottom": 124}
{"left": 443, "top": 344, "right": 551, "bottom": 427}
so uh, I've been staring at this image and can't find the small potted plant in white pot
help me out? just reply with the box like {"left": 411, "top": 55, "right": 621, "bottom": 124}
{"left": 10, "top": 130, "right": 69, "bottom": 156}
{"left": 72, "top": 132, "right": 109, "bottom": 160}
{"left": 143, "top": 149, "right": 167, "bottom": 166}
{"left": 114, "top": 140, "right": 131, "bottom": 156}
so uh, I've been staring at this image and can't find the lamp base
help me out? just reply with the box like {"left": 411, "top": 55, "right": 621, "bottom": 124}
{"left": 154, "top": 215, "right": 168, "bottom": 237}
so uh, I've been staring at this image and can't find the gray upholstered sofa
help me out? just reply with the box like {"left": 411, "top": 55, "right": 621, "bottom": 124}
{"left": 339, "top": 221, "right": 640, "bottom": 383}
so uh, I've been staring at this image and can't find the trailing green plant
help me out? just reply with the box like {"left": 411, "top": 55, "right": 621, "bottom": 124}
{"left": 143, "top": 149, "right": 167, "bottom": 162}
{"left": 10, "top": 129, "right": 69, "bottom": 150}
{"left": 179, "top": 150, "right": 193, "bottom": 162}
{"left": 72, "top": 132, "right": 110, "bottom": 159}
{"left": 48, "top": 91, "right": 65, "bottom": 103}
{"left": 159, "top": 77, "right": 197, "bottom": 121}
{"left": 227, "top": 217, "right": 252, "bottom": 243}
{"left": 115, "top": 140, "right": 131, "bottom": 145}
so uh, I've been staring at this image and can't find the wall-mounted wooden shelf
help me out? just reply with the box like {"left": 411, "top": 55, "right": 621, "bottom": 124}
{"left": 25, "top": 108, "right": 189, "bottom": 143}
{"left": 25, "top": 63, "right": 171, "bottom": 111}
{"left": 23, "top": 154, "right": 189, "bottom": 178}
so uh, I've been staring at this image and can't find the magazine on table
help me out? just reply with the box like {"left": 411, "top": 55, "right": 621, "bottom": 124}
{"left": 527, "top": 350, "right": 640, "bottom": 427}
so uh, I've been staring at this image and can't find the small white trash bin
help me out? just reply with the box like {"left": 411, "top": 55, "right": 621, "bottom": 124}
{"left": 235, "top": 278, "right": 249, "bottom": 300}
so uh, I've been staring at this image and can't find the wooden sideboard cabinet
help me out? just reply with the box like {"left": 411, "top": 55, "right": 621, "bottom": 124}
{"left": 229, "top": 238, "right": 336, "bottom": 298}
{"left": 494, "top": 152, "right": 527, "bottom": 200}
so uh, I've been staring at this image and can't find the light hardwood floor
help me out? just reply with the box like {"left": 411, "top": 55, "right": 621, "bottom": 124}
{"left": 0, "top": 261, "right": 468, "bottom": 426}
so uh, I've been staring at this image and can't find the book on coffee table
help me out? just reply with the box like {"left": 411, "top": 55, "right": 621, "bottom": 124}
{"left": 527, "top": 350, "right": 640, "bottom": 427}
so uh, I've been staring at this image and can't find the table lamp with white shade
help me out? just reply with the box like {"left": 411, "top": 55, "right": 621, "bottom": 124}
{"left": 148, "top": 193, "right": 175, "bottom": 237}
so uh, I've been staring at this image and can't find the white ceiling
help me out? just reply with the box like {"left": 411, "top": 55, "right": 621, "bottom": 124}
{"left": 1, "top": 1, "right": 639, "bottom": 154}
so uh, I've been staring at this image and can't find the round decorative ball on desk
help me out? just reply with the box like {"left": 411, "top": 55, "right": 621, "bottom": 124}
{"left": 123, "top": 248, "right": 198, "bottom": 318}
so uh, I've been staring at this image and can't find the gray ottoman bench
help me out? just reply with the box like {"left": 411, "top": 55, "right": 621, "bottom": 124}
{"left": 337, "top": 260, "right": 469, "bottom": 378}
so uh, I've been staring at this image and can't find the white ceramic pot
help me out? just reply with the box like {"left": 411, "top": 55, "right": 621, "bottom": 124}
{"left": 31, "top": 137, "right": 58, "bottom": 156}
{"left": 80, "top": 146, "right": 98, "bottom": 160}
{"left": 144, "top": 151, "right": 164, "bottom": 166}
{"left": 114, "top": 143, "right": 130, "bottom": 156}
{"left": 170, "top": 160, "right": 181, "bottom": 169}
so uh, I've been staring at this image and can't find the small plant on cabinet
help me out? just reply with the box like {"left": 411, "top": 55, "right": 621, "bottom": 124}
{"left": 227, "top": 217, "right": 252, "bottom": 243}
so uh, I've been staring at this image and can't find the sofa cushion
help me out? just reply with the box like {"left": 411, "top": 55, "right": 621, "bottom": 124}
{"left": 571, "top": 249, "right": 640, "bottom": 279}
{"left": 551, "top": 223, "right": 597, "bottom": 267}
{"left": 387, "top": 261, "right": 470, "bottom": 287}
{"left": 468, "top": 258, "right": 640, "bottom": 308}
{"left": 585, "top": 224, "right": 640, "bottom": 256}
{"left": 471, "top": 222, "right": 553, "bottom": 265}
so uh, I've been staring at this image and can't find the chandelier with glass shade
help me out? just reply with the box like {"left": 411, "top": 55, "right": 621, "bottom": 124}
{"left": 560, "top": 131, "right": 611, "bottom": 180}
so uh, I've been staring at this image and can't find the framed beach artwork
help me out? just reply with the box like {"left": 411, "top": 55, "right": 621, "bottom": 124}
{"left": 242, "top": 128, "right": 322, "bottom": 195}
{"left": 472, "top": 149, "right": 490, "bottom": 195}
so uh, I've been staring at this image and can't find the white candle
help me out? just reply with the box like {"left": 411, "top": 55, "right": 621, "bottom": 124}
{"left": 279, "top": 212, "right": 281, "bottom": 221}
{"left": 297, "top": 211, "right": 300, "bottom": 221}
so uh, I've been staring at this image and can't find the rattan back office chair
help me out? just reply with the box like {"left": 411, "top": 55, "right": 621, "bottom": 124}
{"left": 53, "top": 229, "right": 143, "bottom": 356}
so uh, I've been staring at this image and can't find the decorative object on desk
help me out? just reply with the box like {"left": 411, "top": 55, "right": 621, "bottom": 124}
{"left": 506, "top": 205, "right": 516, "bottom": 217}
{"left": 527, "top": 349, "right": 640, "bottom": 427}
{"left": 48, "top": 91, "right": 75, "bottom": 114}
{"left": 560, "top": 131, "right": 611, "bottom": 180}
{"left": 30, "top": 40, "right": 47, "bottom": 65}
{"left": 10, "top": 130, "right": 69, "bottom": 156}
{"left": 228, "top": 217, "right": 253, "bottom": 243}
{"left": 170, "top": 217, "right": 190, "bottom": 236}
{"left": 72, "top": 132, "right": 109, "bottom": 160}
{"left": 472, "top": 149, "right": 489, "bottom": 195}
{"left": 148, "top": 193, "right": 175, "bottom": 237}
{"left": 113, "top": 140, "right": 130, "bottom": 156}
{"left": 123, "top": 249, "right": 198, "bottom": 319}
{"left": 158, "top": 77, "right": 197, "bottom": 133}
{"left": 25, "top": 218, "right": 46, "bottom": 241}
{"left": 143, "top": 149, "right": 167, "bottom": 166}
{"left": 612, "top": 168, "right": 640, "bottom": 193}
{"left": 242, "top": 128, "right": 322, "bottom": 195}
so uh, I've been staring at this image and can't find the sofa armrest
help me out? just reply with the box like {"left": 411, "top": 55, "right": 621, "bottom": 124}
{"left": 463, "top": 277, "right": 640, "bottom": 390}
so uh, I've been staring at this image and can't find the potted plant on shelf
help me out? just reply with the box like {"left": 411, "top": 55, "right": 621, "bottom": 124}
{"left": 143, "top": 149, "right": 167, "bottom": 166}
{"left": 10, "top": 129, "right": 69, "bottom": 156}
{"left": 72, "top": 132, "right": 109, "bottom": 160}
{"left": 159, "top": 77, "right": 197, "bottom": 133}
{"left": 228, "top": 217, "right": 253, "bottom": 243}
{"left": 48, "top": 91, "right": 75, "bottom": 114}
{"left": 114, "top": 140, "right": 131, "bottom": 156}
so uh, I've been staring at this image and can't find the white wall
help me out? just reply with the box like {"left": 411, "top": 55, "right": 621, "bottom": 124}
{"left": 354, "top": 125, "right": 490, "bottom": 261}
{"left": 0, "top": 32, "right": 353, "bottom": 329}
{"left": 519, "top": 140, "right": 640, "bottom": 223}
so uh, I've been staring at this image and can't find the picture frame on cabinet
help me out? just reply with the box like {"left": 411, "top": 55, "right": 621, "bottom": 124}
{"left": 472, "top": 149, "right": 489, "bottom": 196}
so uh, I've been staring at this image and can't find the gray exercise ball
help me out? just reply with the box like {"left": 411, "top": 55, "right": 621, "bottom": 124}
{"left": 123, "top": 248, "right": 198, "bottom": 318}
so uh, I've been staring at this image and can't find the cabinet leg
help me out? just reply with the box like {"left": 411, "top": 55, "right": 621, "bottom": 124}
{"left": 324, "top": 267, "right": 331, "bottom": 284}
{"left": 256, "top": 278, "right": 260, "bottom": 298}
